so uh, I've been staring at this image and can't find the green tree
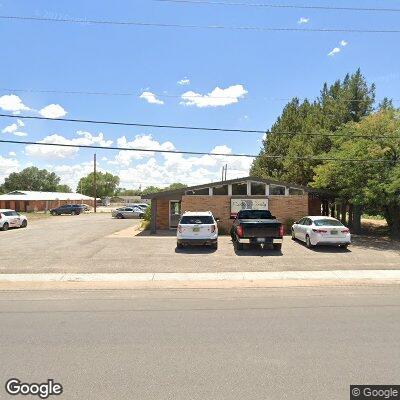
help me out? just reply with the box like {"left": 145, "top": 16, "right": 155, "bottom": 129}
{"left": 56, "top": 184, "right": 72, "bottom": 193}
{"left": 312, "top": 110, "right": 400, "bottom": 237}
{"left": 251, "top": 69, "right": 376, "bottom": 185}
{"left": 77, "top": 172, "right": 120, "bottom": 198}
{"left": 1, "top": 167, "right": 61, "bottom": 192}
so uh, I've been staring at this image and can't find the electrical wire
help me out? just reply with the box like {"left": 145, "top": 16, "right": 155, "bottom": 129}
{"left": 1, "top": 113, "right": 400, "bottom": 140}
{"left": 0, "top": 139, "right": 396, "bottom": 163}
{"left": 154, "top": 0, "right": 400, "bottom": 13}
{"left": 1, "top": 87, "right": 399, "bottom": 103}
{"left": 1, "top": 15, "right": 400, "bottom": 34}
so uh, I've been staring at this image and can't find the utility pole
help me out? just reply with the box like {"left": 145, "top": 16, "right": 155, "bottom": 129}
{"left": 93, "top": 153, "right": 97, "bottom": 213}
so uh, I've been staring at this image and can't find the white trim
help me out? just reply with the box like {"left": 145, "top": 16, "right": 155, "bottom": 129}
{"left": 208, "top": 187, "right": 213, "bottom": 196}
{"left": 228, "top": 184, "right": 232, "bottom": 196}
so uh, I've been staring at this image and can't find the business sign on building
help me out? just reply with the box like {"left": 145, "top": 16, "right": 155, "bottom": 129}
{"left": 230, "top": 198, "right": 269, "bottom": 218}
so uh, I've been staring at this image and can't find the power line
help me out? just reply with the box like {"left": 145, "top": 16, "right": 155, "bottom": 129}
{"left": 2, "top": 87, "right": 400, "bottom": 103}
{"left": 1, "top": 113, "right": 400, "bottom": 140}
{"left": 154, "top": 0, "right": 400, "bottom": 13}
{"left": 0, "top": 138, "right": 396, "bottom": 163}
{"left": 1, "top": 15, "right": 400, "bottom": 34}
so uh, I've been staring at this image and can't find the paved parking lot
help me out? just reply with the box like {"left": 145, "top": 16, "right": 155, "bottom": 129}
{"left": 1, "top": 213, "right": 399, "bottom": 274}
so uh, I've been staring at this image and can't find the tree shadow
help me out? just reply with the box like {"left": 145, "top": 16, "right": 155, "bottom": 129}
{"left": 351, "top": 235, "right": 400, "bottom": 253}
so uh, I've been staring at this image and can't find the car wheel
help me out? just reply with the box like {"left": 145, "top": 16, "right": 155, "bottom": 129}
{"left": 212, "top": 242, "right": 218, "bottom": 250}
{"left": 21, "top": 220, "right": 27, "bottom": 228}
{"left": 1, "top": 222, "right": 9, "bottom": 231}
{"left": 51, "top": 211, "right": 57, "bottom": 216}
{"left": 340, "top": 244, "right": 349, "bottom": 249}
{"left": 235, "top": 240, "right": 243, "bottom": 251}
{"left": 116, "top": 213, "right": 124, "bottom": 219}
{"left": 273, "top": 243, "right": 282, "bottom": 251}
{"left": 291, "top": 229, "right": 296, "bottom": 240}
{"left": 177, "top": 242, "right": 183, "bottom": 249}
{"left": 305, "top": 235, "right": 313, "bottom": 249}
{"left": 71, "top": 211, "right": 77, "bottom": 215}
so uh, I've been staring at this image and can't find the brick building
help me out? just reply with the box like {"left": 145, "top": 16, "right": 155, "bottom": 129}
{"left": 143, "top": 177, "right": 322, "bottom": 234}
{"left": 0, "top": 191, "right": 96, "bottom": 212}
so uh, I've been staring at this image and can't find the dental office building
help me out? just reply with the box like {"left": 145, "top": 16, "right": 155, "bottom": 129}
{"left": 143, "top": 176, "right": 323, "bottom": 234}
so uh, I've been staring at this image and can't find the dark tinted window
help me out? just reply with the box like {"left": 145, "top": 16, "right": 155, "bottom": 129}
{"left": 180, "top": 216, "right": 214, "bottom": 224}
{"left": 3, "top": 211, "right": 17, "bottom": 216}
{"left": 237, "top": 210, "right": 272, "bottom": 219}
{"left": 314, "top": 219, "right": 343, "bottom": 227}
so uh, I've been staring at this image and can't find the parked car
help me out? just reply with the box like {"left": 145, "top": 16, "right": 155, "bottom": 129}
{"left": 81, "top": 204, "right": 91, "bottom": 212}
{"left": 0, "top": 209, "right": 28, "bottom": 231}
{"left": 50, "top": 204, "right": 85, "bottom": 216}
{"left": 127, "top": 203, "right": 149, "bottom": 211}
{"left": 177, "top": 211, "right": 218, "bottom": 249}
{"left": 291, "top": 216, "right": 351, "bottom": 249}
{"left": 230, "top": 209, "right": 284, "bottom": 251}
{"left": 111, "top": 206, "right": 145, "bottom": 219}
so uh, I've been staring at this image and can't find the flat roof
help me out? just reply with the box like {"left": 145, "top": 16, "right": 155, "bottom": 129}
{"left": 0, "top": 190, "right": 96, "bottom": 201}
{"left": 142, "top": 176, "right": 314, "bottom": 199}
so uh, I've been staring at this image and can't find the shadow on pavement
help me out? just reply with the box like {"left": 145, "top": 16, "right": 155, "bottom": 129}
{"left": 351, "top": 235, "right": 400, "bottom": 252}
{"left": 233, "top": 243, "right": 283, "bottom": 257}
{"left": 175, "top": 246, "right": 217, "bottom": 254}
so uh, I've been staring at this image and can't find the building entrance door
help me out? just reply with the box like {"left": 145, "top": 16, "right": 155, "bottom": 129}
{"left": 169, "top": 200, "right": 181, "bottom": 229}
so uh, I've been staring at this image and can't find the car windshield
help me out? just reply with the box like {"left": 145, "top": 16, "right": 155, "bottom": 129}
{"left": 180, "top": 216, "right": 214, "bottom": 224}
{"left": 314, "top": 219, "right": 344, "bottom": 227}
{"left": 237, "top": 210, "right": 272, "bottom": 219}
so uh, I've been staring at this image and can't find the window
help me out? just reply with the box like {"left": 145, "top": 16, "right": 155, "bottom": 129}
{"left": 289, "top": 188, "right": 304, "bottom": 195}
{"left": 250, "top": 182, "right": 266, "bottom": 196}
{"left": 232, "top": 182, "right": 247, "bottom": 195}
{"left": 314, "top": 219, "right": 343, "bottom": 227}
{"left": 213, "top": 185, "right": 228, "bottom": 195}
{"left": 186, "top": 188, "right": 209, "bottom": 195}
{"left": 269, "top": 185, "right": 286, "bottom": 195}
{"left": 180, "top": 216, "right": 214, "bottom": 224}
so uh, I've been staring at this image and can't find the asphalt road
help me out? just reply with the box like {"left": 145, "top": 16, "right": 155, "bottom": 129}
{"left": 1, "top": 213, "right": 399, "bottom": 273}
{"left": 0, "top": 286, "right": 399, "bottom": 399}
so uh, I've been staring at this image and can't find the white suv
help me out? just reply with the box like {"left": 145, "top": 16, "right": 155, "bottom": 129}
{"left": 177, "top": 211, "right": 218, "bottom": 249}
{"left": 0, "top": 209, "right": 28, "bottom": 231}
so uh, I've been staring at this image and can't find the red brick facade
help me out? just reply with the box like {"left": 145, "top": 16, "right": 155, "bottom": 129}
{"left": 154, "top": 194, "right": 322, "bottom": 233}
{"left": 0, "top": 199, "right": 95, "bottom": 212}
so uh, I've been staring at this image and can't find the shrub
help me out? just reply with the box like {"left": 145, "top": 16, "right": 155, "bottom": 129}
{"left": 143, "top": 205, "right": 151, "bottom": 222}
{"left": 284, "top": 218, "right": 296, "bottom": 233}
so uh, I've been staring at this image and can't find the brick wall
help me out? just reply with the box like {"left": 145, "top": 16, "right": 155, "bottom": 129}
{"left": 269, "top": 195, "right": 310, "bottom": 225}
{"left": 155, "top": 194, "right": 322, "bottom": 233}
{"left": 0, "top": 199, "right": 95, "bottom": 212}
{"left": 155, "top": 198, "right": 170, "bottom": 230}
{"left": 181, "top": 195, "right": 232, "bottom": 233}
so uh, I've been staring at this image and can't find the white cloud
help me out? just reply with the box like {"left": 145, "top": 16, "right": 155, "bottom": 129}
{"left": 0, "top": 155, "right": 20, "bottom": 183}
{"left": 110, "top": 135, "right": 175, "bottom": 166}
{"left": 1, "top": 123, "right": 27, "bottom": 136}
{"left": 340, "top": 40, "right": 348, "bottom": 47}
{"left": 46, "top": 162, "right": 95, "bottom": 191}
{"left": 0, "top": 95, "right": 30, "bottom": 113}
{"left": 177, "top": 78, "right": 190, "bottom": 85}
{"left": 116, "top": 142, "right": 252, "bottom": 188}
{"left": 39, "top": 104, "right": 67, "bottom": 119}
{"left": 298, "top": 17, "right": 309, "bottom": 24}
{"left": 328, "top": 47, "right": 341, "bottom": 57}
{"left": 8, "top": 151, "right": 16, "bottom": 157}
{"left": 2, "top": 123, "right": 18, "bottom": 134}
{"left": 180, "top": 84, "right": 248, "bottom": 108}
{"left": 17, "top": 119, "right": 24, "bottom": 127}
{"left": 139, "top": 91, "right": 164, "bottom": 105}
{"left": 25, "top": 131, "right": 113, "bottom": 160}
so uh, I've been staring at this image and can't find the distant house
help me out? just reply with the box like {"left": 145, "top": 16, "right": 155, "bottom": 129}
{"left": 0, "top": 191, "right": 96, "bottom": 212}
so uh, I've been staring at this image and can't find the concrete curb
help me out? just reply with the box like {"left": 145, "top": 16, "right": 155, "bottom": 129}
{"left": 1, "top": 270, "right": 400, "bottom": 283}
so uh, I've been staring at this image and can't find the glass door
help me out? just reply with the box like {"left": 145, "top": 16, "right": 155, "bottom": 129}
{"left": 169, "top": 201, "right": 181, "bottom": 229}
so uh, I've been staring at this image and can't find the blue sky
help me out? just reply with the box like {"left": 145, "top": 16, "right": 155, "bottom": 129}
{"left": 1, "top": 0, "right": 399, "bottom": 190}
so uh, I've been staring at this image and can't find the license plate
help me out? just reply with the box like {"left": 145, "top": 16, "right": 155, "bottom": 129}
{"left": 193, "top": 227, "right": 200, "bottom": 232}
{"left": 257, "top": 238, "right": 265, "bottom": 243}
{"left": 331, "top": 230, "right": 338, "bottom": 235}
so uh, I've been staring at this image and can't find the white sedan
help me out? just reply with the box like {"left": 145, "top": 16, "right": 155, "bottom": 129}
{"left": 291, "top": 216, "right": 351, "bottom": 249}
{"left": 0, "top": 209, "right": 28, "bottom": 231}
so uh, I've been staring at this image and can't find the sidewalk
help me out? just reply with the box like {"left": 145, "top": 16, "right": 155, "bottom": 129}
{"left": 1, "top": 270, "right": 400, "bottom": 290}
